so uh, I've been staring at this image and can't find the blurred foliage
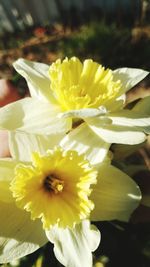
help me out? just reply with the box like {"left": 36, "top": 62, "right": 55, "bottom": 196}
{"left": 0, "top": 21, "right": 150, "bottom": 81}
{"left": 58, "top": 22, "right": 131, "bottom": 67}
{"left": 58, "top": 22, "right": 150, "bottom": 70}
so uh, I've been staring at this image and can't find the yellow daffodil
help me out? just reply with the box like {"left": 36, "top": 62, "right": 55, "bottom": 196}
{"left": 0, "top": 57, "right": 149, "bottom": 145}
{"left": 0, "top": 131, "right": 141, "bottom": 267}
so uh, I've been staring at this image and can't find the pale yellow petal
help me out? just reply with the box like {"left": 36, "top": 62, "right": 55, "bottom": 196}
{"left": 0, "top": 159, "right": 17, "bottom": 203}
{"left": 60, "top": 123, "right": 110, "bottom": 165}
{"left": 109, "top": 110, "right": 150, "bottom": 134}
{"left": 9, "top": 131, "right": 65, "bottom": 162}
{"left": 59, "top": 107, "right": 107, "bottom": 119}
{"left": 0, "top": 201, "right": 47, "bottom": 263}
{"left": 90, "top": 164, "right": 141, "bottom": 222}
{"left": 13, "top": 58, "right": 55, "bottom": 102}
{"left": 113, "top": 67, "right": 149, "bottom": 93}
{"left": 46, "top": 220, "right": 100, "bottom": 267}
{"left": 0, "top": 98, "right": 71, "bottom": 134}
{"left": 87, "top": 118, "right": 146, "bottom": 144}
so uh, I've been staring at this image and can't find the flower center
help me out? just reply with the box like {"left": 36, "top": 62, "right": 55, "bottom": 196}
{"left": 10, "top": 148, "right": 97, "bottom": 229}
{"left": 43, "top": 174, "right": 64, "bottom": 194}
{"left": 49, "top": 57, "right": 123, "bottom": 111}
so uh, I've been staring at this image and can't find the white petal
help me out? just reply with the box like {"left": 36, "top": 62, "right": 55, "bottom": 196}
{"left": 13, "top": 58, "right": 55, "bottom": 102}
{"left": 0, "top": 159, "right": 17, "bottom": 203}
{"left": 87, "top": 118, "right": 146, "bottom": 144}
{"left": 108, "top": 96, "right": 126, "bottom": 112}
{"left": 113, "top": 67, "right": 149, "bottom": 93}
{"left": 0, "top": 98, "right": 71, "bottom": 134}
{"left": 9, "top": 131, "right": 65, "bottom": 162}
{"left": 109, "top": 110, "right": 150, "bottom": 134}
{"left": 46, "top": 220, "right": 100, "bottom": 267}
{"left": 90, "top": 164, "right": 141, "bottom": 222}
{"left": 59, "top": 106, "right": 107, "bottom": 119}
{"left": 60, "top": 123, "right": 110, "bottom": 165}
{"left": 0, "top": 201, "right": 47, "bottom": 263}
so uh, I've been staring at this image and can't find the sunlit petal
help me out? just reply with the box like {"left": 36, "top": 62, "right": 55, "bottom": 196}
{"left": 0, "top": 201, "right": 47, "bottom": 263}
{"left": 90, "top": 164, "right": 141, "bottom": 221}
{"left": 46, "top": 220, "right": 100, "bottom": 267}
{"left": 13, "top": 58, "right": 55, "bottom": 102}
{"left": 0, "top": 98, "right": 71, "bottom": 134}
{"left": 0, "top": 159, "right": 17, "bottom": 203}
{"left": 60, "top": 123, "right": 110, "bottom": 165}
{"left": 9, "top": 131, "right": 65, "bottom": 162}
{"left": 109, "top": 110, "right": 150, "bottom": 134}
{"left": 86, "top": 118, "right": 146, "bottom": 144}
{"left": 59, "top": 106, "right": 107, "bottom": 119}
{"left": 113, "top": 67, "right": 149, "bottom": 93}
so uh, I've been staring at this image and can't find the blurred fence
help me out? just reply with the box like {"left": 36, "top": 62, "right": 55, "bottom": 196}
{"left": 0, "top": 0, "right": 142, "bottom": 34}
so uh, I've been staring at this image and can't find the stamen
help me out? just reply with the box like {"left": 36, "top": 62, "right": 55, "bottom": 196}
{"left": 43, "top": 174, "right": 64, "bottom": 194}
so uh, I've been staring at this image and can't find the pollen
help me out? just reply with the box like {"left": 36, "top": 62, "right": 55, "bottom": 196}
{"left": 49, "top": 57, "right": 123, "bottom": 111}
{"left": 43, "top": 175, "right": 64, "bottom": 193}
{"left": 10, "top": 148, "right": 97, "bottom": 229}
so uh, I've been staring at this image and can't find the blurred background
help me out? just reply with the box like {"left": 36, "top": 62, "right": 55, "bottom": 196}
{"left": 0, "top": 0, "right": 150, "bottom": 267}
{"left": 0, "top": 0, "right": 150, "bottom": 78}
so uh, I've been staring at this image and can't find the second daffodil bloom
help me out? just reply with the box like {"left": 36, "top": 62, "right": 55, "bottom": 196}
{"left": 0, "top": 131, "right": 141, "bottom": 267}
{"left": 0, "top": 57, "right": 149, "bottom": 145}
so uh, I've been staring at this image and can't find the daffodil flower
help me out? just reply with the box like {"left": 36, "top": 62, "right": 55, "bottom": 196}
{"left": 0, "top": 131, "right": 141, "bottom": 267}
{"left": 0, "top": 57, "right": 149, "bottom": 145}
